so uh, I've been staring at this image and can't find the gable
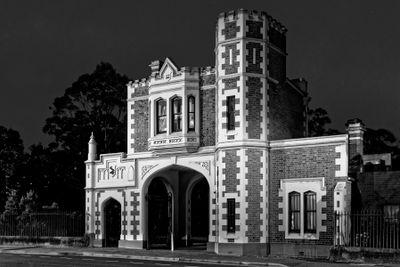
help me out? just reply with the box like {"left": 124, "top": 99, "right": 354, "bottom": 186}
{"left": 159, "top": 58, "right": 179, "bottom": 80}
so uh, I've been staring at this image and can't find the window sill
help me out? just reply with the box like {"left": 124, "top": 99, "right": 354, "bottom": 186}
{"left": 285, "top": 232, "right": 318, "bottom": 240}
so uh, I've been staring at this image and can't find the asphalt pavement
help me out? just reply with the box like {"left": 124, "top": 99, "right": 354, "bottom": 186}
{"left": 1, "top": 245, "right": 400, "bottom": 267}
{"left": 0, "top": 253, "right": 249, "bottom": 267}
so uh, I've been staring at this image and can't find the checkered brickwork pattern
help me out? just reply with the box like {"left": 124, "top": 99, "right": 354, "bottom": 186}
{"left": 245, "top": 149, "right": 263, "bottom": 242}
{"left": 222, "top": 77, "right": 240, "bottom": 93}
{"left": 246, "top": 77, "right": 263, "bottom": 139}
{"left": 221, "top": 98, "right": 240, "bottom": 130}
{"left": 222, "top": 21, "right": 240, "bottom": 40}
{"left": 221, "top": 43, "right": 240, "bottom": 75}
{"left": 117, "top": 189, "right": 127, "bottom": 239}
{"left": 222, "top": 149, "right": 240, "bottom": 195}
{"left": 246, "top": 20, "right": 263, "bottom": 39}
{"left": 130, "top": 191, "right": 140, "bottom": 239}
{"left": 222, "top": 200, "right": 240, "bottom": 232}
{"left": 245, "top": 42, "right": 263, "bottom": 74}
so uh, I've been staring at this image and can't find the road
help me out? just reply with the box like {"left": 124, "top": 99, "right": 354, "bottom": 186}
{"left": 3, "top": 252, "right": 400, "bottom": 267}
{"left": 0, "top": 253, "right": 262, "bottom": 267}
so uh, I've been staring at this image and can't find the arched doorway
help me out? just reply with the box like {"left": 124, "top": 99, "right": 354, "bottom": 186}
{"left": 103, "top": 198, "right": 121, "bottom": 247}
{"left": 190, "top": 178, "right": 209, "bottom": 246}
{"left": 147, "top": 177, "right": 171, "bottom": 249}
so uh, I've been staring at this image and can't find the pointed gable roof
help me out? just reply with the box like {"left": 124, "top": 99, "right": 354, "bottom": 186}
{"left": 159, "top": 57, "right": 179, "bottom": 79}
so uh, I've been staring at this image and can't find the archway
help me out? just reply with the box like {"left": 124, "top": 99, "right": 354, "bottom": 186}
{"left": 147, "top": 177, "right": 171, "bottom": 248}
{"left": 190, "top": 178, "right": 209, "bottom": 246}
{"left": 103, "top": 198, "right": 121, "bottom": 247}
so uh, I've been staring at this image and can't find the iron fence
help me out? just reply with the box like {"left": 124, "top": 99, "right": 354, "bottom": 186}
{"left": 0, "top": 212, "right": 84, "bottom": 237}
{"left": 335, "top": 211, "right": 400, "bottom": 250}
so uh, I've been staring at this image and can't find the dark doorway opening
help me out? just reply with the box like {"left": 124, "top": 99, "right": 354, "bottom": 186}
{"left": 103, "top": 198, "right": 121, "bottom": 247}
{"left": 190, "top": 178, "right": 209, "bottom": 246}
{"left": 148, "top": 177, "right": 171, "bottom": 249}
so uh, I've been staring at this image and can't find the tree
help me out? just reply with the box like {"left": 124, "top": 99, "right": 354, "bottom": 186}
{"left": 364, "top": 128, "right": 400, "bottom": 170}
{"left": 308, "top": 107, "right": 341, "bottom": 137}
{"left": 2, "top": 189, "right": 19, "bottom": 216}
{"left": 42, "top": 62, "right": 130, "bottom": 210}
{"left": 18, "top": 190, "right": 38, "bottom": 219}
{"left": 0, "top": 126, "right": 24, "bottom": 211}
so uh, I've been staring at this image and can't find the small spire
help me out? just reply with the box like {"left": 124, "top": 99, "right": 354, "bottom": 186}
{"left": 89, "top": 132, "right": 96, "bottom": 144}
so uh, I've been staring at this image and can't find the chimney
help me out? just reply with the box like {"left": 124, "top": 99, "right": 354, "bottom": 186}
{"left": 149, "top": 60, "right": 163, "bottom": 77}
{"left": 346, "top": 118, "right": 365, "bottom": 174}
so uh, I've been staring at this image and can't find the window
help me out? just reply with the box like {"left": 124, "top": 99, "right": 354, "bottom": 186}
{"left": 281, "top": 177, "right": 325, "bottom": 239}
{"left": 304, "top": 191, "right": 317, "bottom": 233}
{"left": 227, "top": 96, "right": 235, "bottom": 130}
{"left": 171, "top": 97, "right": 182, "bottom": 132}
{"left": 188, "top": 96, "right": 195, "bottom": 131}
{"left": 156, "top": 99, "right": 167, "bottom": 134}
{"left": 227, "top": 198, "right": 236, "bottom": 233}
{"left": 289, "top": 192, "right": 300, "bottom": 233}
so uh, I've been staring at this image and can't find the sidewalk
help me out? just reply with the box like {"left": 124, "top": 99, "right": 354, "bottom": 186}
{"left": 0, "top": 245, "right": 305, "bottom": 266}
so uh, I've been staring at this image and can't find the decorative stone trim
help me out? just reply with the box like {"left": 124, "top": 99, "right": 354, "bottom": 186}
{"left": 141, "top": 165, "right": 158, "bottom": 179}
{"left": 278, "top": 177, "right": 327, "bottom": 240}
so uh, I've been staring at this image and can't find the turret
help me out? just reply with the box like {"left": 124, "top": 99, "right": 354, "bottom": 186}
{"left": 88, "top": 132, "right": 97, "bottom": 162}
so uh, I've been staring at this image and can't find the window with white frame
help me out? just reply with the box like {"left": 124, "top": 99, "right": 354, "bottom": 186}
{"left": 188, "top": 96, "right": 195, "bottom": 131}
{"left": 171, "top": 97, "right": 182, "bottom": 132}
{"left": 279, "top": 177, "right": 326, "bottom": 239}
{"left": 156, "top": 99, "right": 167, "bottom": 134}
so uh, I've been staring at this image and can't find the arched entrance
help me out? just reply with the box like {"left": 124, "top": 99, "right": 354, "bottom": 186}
{"left": 103, "top": 198, "right": 121, "bottom": 247}
{"left": 144, "top": 165, "right": 211, "bottom": 250}
{"left": 147, "top": 177, "right": 171, "bottom": 249}
{"left": 190, "top": 178, "right": 209, "bottom": 246}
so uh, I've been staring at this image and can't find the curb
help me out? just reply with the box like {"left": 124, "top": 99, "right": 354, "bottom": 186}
{"left": 0, "top": 248, "right": 289, "bottom": 266}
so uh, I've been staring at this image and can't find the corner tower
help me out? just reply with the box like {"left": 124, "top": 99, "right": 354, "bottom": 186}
{"left": 214, "top": 9, "right": 285, "bottom": 256}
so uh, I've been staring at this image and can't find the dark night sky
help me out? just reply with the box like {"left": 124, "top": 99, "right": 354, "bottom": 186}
{"left": 1, "top": 0, "right": 399, "bottom": 148}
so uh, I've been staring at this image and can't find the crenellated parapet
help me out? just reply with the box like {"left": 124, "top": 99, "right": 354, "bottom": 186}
{"left": 218, "top": 9, "right": 287, "bottom": 35}
{"left": 127, "top": 79, "right": 149, "bottom": 99}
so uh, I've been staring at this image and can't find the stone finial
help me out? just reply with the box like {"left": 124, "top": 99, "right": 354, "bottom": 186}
{"left": 89, "top": 132, "right": 96, "bottom": 144}
{"left": 88, "top": 132, "right": 97, "bottom": 161}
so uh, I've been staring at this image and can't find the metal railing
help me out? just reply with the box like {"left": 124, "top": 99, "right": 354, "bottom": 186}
{"left": 0, "top": 212, "right": 84, "bottom": 237}
{"left": 335, "top": 211, "right": 400, "bottom": 250}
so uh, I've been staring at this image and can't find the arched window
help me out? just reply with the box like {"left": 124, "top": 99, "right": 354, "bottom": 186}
{"left": 188, "top": 96, "right": 195, "bottom": 131}
{"left": 304, "top": 191, "right": 317, "bottom": 233}
{"left": 156, "top": 99, "right": 167, "bottom": 134}
{"left": 288, "top": 191, "right": 300, "bottom": 233}
{"left": 171, "top": 97, "right": 182, "bottom": 132}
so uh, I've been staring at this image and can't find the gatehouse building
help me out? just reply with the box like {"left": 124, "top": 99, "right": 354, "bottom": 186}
{"left": 85, "top": 9, "right": 355, "bottom": 257}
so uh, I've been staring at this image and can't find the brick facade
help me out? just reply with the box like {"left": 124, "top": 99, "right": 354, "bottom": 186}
{"left": 131, "top": 99, "right": 148, "bottom": 152}
{"left": 270, "top": 143, "right": 347, "bottom": 248}
{"left": 222, "top": 149, "right": 240, "bottom": 194}
{"left": 200, "top": 87, "right": 216, "bottom": 147}
{"left": 246, "top": 77, "right": 263, "bottom": 139}
{"left": 269, "top": 82, "right": 306, "bottom": 140}
{"left": 86, "top": 9, "right": 350, "bottom": 257}
{"left": 245, "top": 149, "right": 263, "bottom": 242}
